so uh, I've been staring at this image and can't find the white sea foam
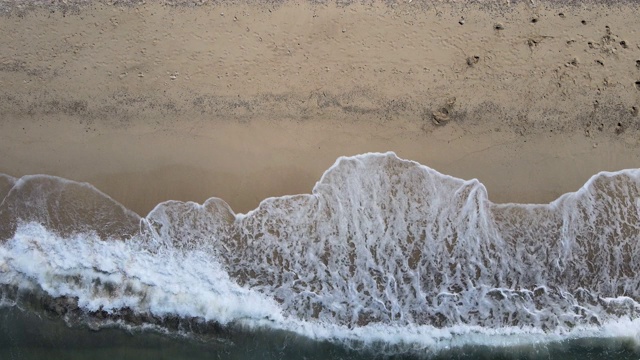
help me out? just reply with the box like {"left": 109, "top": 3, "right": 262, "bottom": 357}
{"left": 0, "top": 152, "right": 639, "bottom": 352}
{"left": 0, "top": 223, "right": 282, "bottom": 325}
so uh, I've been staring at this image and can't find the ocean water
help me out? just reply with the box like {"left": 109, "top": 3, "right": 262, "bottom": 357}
{"left": 0, "top": 152, "right": 639, "bottom": 359}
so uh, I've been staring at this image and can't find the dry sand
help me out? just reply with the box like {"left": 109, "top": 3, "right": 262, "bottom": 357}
{"left": 1, "top": 0, "right": 640, "bottom": 215}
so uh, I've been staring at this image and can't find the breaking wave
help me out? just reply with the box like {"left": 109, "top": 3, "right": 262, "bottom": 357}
{"left": 1, "top": 152, "right": 639, "bottom": 355}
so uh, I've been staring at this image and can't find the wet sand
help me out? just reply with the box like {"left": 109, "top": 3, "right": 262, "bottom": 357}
{"left": 1, "top": 0, "right": 640, "bottom": 215}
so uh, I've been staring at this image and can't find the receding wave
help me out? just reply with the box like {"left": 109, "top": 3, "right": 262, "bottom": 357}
{"left": 1, "top": 152, "right": 639, "bottom": 354}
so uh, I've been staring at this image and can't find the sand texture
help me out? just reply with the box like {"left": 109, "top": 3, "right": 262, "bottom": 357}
{"left": 1, "top": 0, "right": 640, "bottom": 215}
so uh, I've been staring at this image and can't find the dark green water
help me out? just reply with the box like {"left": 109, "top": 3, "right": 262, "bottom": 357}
{"left": 0, "top": 307, "right": 639, "bottom": 360}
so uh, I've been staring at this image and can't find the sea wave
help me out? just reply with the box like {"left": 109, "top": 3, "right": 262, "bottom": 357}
{"left": 0, "top": 152, "right": 639, "bottom": 353}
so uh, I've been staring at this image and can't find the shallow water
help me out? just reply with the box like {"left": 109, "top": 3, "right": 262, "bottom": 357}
{"left": 1, "top": 152, "right": 639, "bottom": 357}
{"left": 1, "top": 307, "right": 639, "bottom": 360}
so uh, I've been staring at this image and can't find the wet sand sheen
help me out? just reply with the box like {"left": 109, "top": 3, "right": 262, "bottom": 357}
{"left": 2, "top": 118, "right": 639, "bottom": 216}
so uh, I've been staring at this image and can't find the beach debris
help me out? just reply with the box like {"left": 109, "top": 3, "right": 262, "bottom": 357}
{"left": 494, "top": 23, "right": 504, "bottom": 30}
{"left": 466, "top": 55, "right": 480, "bottom": 67}
{"left": 459, "top": 17, "right": 465, "bottom": 25}
{"left": 432, "top": 110, "right": 450, "bottom": 126}
{"left": 170, "top": 71, "right": 179, "bottom": 80}
{"left": 526, "top": 35, "right": 553, "bottom": 49}
{"left": 565, "top": 58, "right": 579, "bottom": 67}
{"left": 432, "top": 97, "right": 457, "bottom": 126}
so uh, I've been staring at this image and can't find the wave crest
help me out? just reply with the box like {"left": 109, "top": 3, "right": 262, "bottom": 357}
{"left": 1, "top": 152, "right": 639, "bottom": 348}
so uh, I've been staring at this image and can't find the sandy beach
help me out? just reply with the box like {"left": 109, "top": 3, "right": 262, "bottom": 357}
{"left": 1, "top": 0, "right": 640, "bottom": 215}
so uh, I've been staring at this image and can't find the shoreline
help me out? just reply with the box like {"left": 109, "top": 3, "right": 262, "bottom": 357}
{"left": 1, "top": 0, "right": 640, "bottom": 215}
{"left": 2, "top": 129, "right": 638, "bottom": 216}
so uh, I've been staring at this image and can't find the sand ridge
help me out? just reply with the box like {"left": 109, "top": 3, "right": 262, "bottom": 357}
{"left": 1, "top": 0, "right": 640, "bottom": 214}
